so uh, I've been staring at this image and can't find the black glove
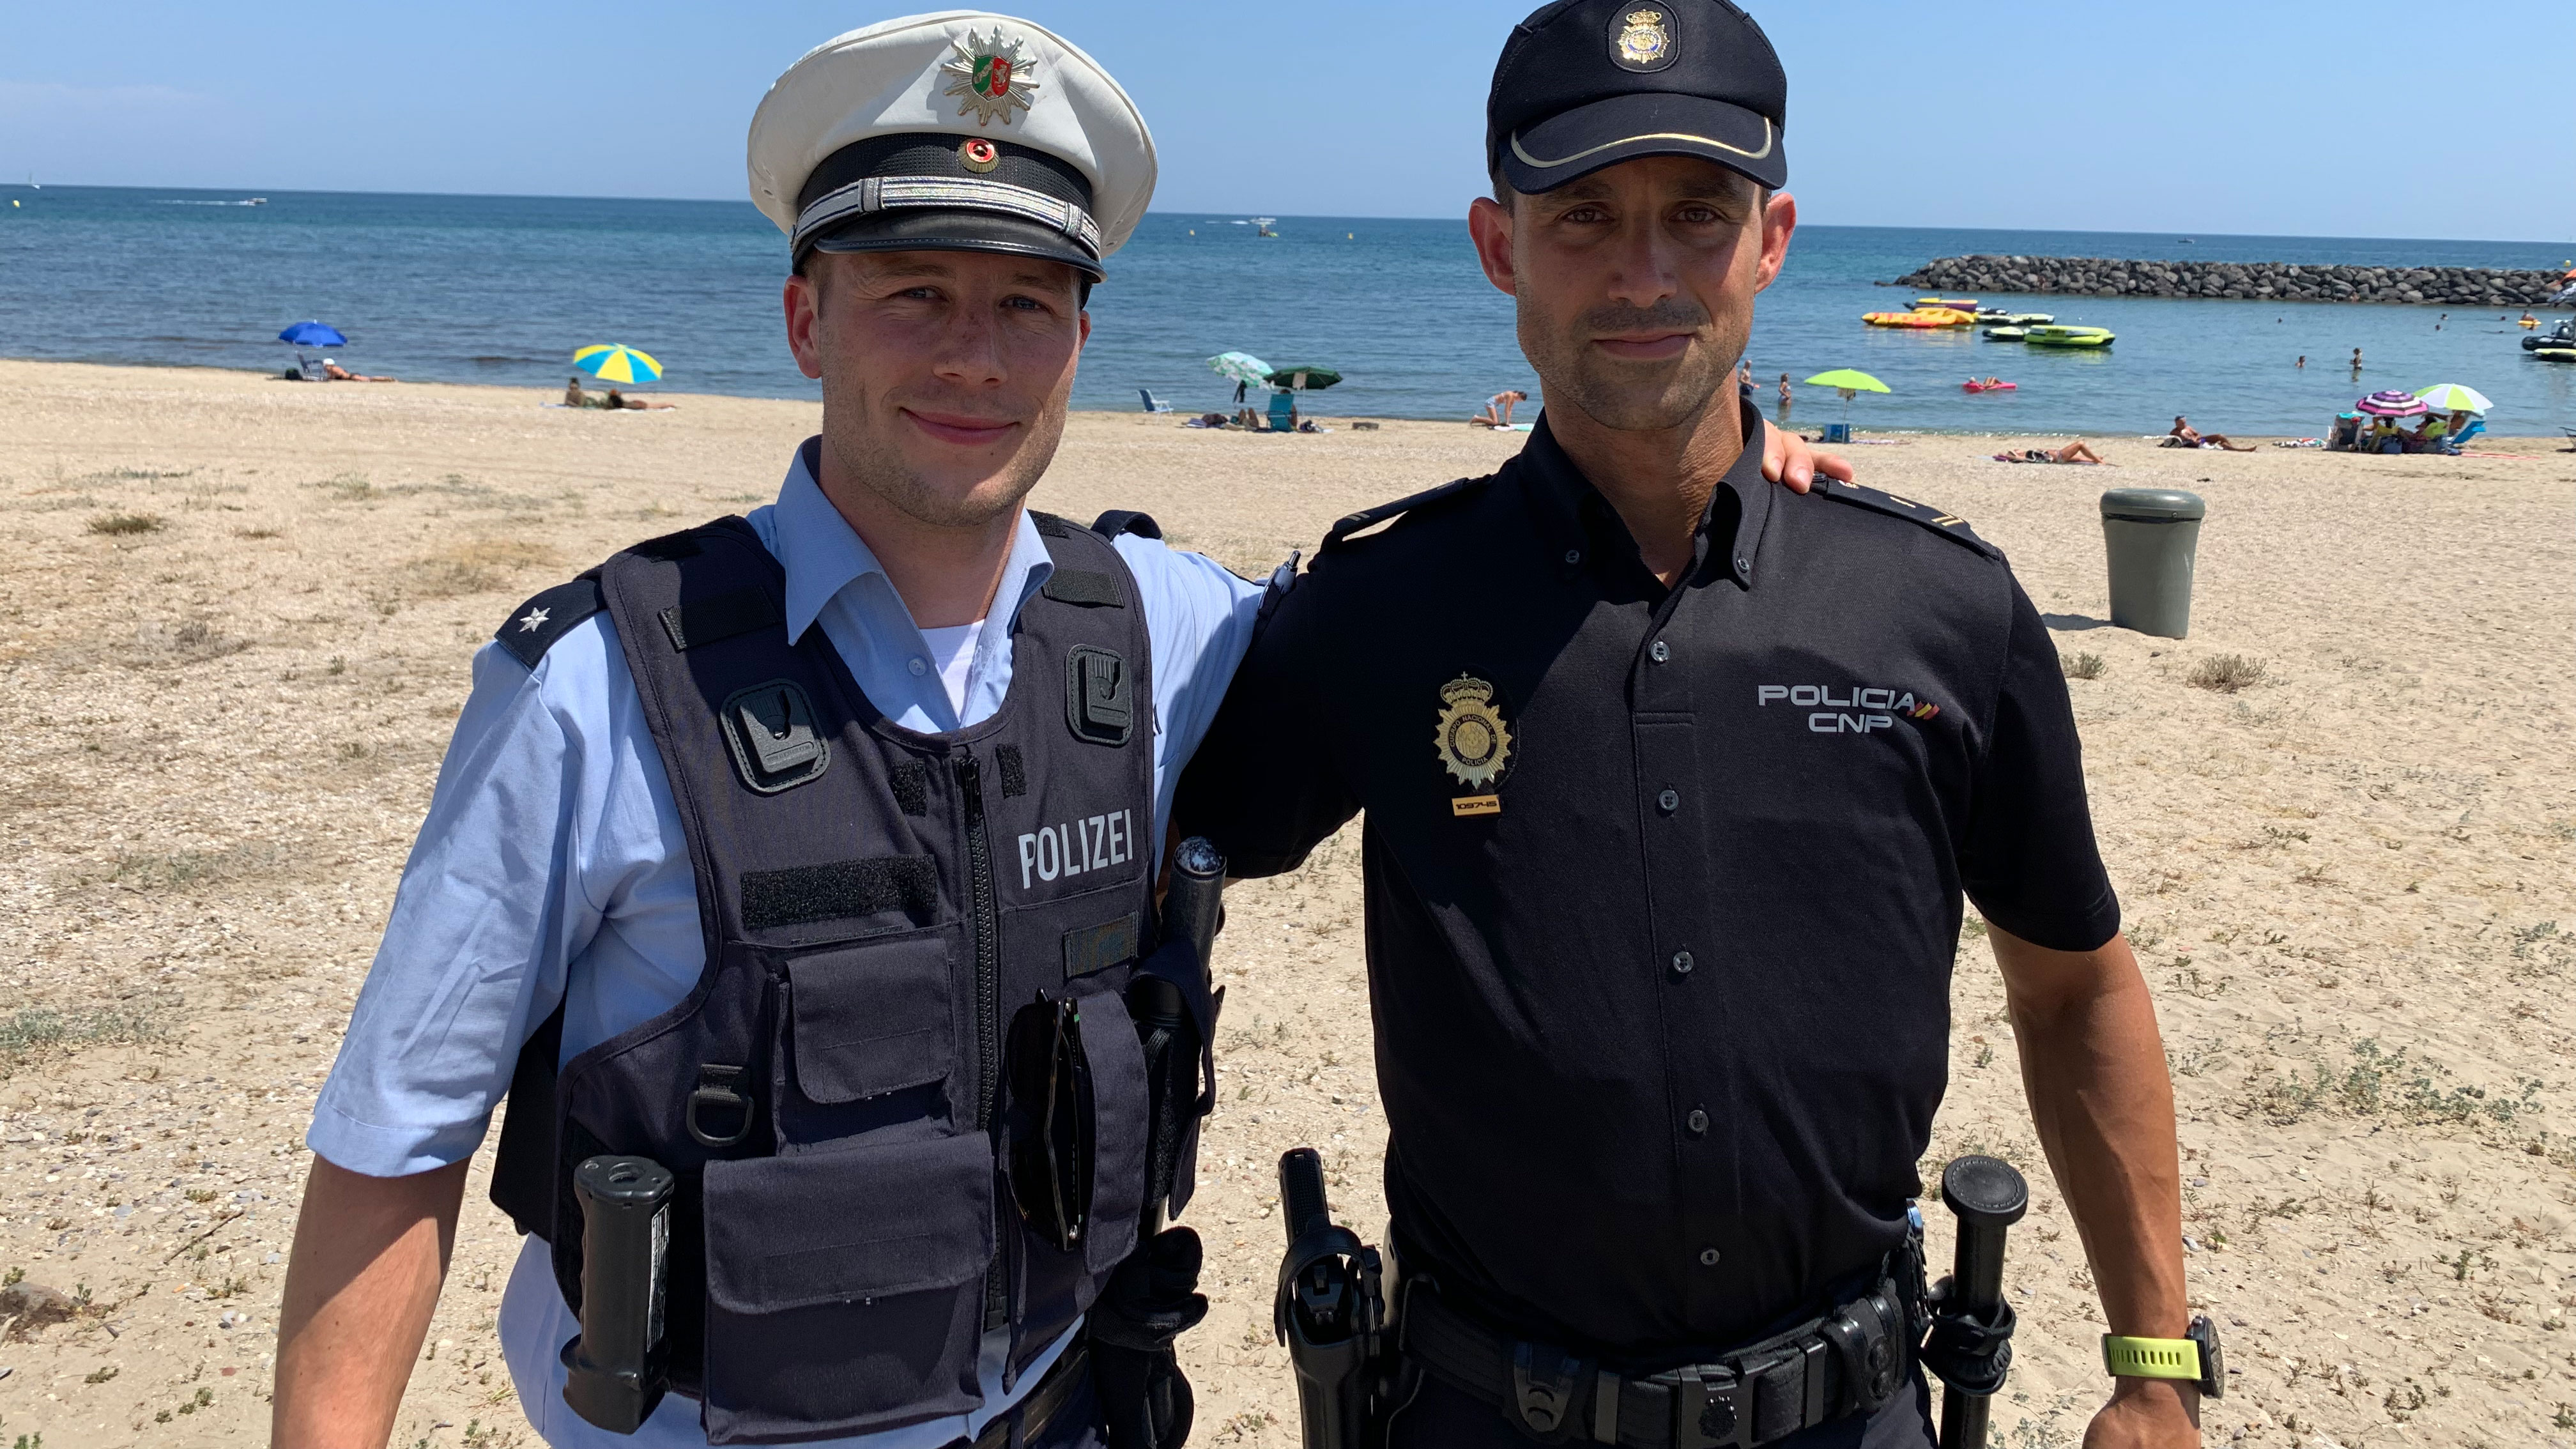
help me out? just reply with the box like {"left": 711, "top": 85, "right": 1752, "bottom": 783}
{"left": 1091, "top": 1226, "right": 1210, "bottom": 1449}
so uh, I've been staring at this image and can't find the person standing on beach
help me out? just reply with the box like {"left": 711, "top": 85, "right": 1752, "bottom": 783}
{"left": 1778, "top": 369, "right": 1793, "bottom": 414}
{"left": 1177, "top": 3, "right": 2207, "bottom": 1446}
{"left": 267, "top": 13, "right": 1851, "bottom": 1448}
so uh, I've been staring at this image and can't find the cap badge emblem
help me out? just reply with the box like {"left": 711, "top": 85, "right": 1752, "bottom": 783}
{"left": 1434, "top": 674, "right": 1514, "bottom": 814}
{"left": 959, "top": 137, "right": 1000, "bottom": 173}
{"left": 942, "top": 27, "right": 1041, "bottom": 127}
{"left": 1611, "top": 8, "right": 1676, "bottom": 72}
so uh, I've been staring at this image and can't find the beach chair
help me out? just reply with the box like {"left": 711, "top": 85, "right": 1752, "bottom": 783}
{"left": 296, "top": 354, "right": 328, "bottom": 381}
{"left": 1267, "top": 392, "right": 1296, "bottom": 433}
{"left": 1137, "top": 388, "right": 1172, "bottom": 413}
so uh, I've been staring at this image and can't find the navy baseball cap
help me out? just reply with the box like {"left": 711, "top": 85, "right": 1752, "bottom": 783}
{"left": 1487, "top": 0, "right": 1788, "bottom": 195}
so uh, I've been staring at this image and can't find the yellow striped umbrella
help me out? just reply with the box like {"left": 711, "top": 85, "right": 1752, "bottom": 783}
{"left": 573, "top": 344, "right": 662, "bottom": 384}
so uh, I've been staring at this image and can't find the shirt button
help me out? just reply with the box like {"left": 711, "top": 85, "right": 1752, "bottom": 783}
{"left": 908, "top": 657, "right": 928, "bottom": 677}
{"left": 1657, "top": 788, "right": 1680, "bottom": 813}
{"left": 1670, "top": 949, "right": 1694, "bottom": 976}
{"left": 1698, "top": 1247, "right": 1722, "bottom": 1268}
{"left": 1563, "top": 549, "right": 1583, "bottom": 566}
{"left": 1686, "top": 1108, "right": 1709, "bottom": 1136}
{"left": 1648, "top": 639, "right": 1671, "bottom": 663}
{"left": 1735, "top": 556, "right": 1751, "bottom": 575}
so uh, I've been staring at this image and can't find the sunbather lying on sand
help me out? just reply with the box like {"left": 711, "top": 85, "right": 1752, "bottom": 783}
{"left": 2167, "top": 415, "right": 2253, "bottom": 451}
{"left": 322, "top": 359, "right": 395, "bottom": 382}
{"left": 1996, "top": 441, "right": 2107, "bottom": 464}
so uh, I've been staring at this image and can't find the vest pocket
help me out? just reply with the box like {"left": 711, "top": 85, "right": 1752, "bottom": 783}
{"left": 783, "top": 931, "right": 958, "bottom": 1113}
{"left": 698, "top": 1131, "right": 995, "bottom": 1442}
{"left": 1073, "top": 985, "right": 1150, "bottom": 1277}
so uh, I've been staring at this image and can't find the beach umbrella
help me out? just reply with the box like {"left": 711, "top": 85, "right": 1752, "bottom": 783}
{"left": 1204, "top": 351, "right": 1271, "bottom": 386}
{"left": 574, "top": 344, "right": 662, "bottom": 385}
{"left": 2355, "top": 388, "right": 2427, "bottom": 418}
{"left": 2412, "top": 382, "right": 2492, "bottom": 414}
{"left": 278, "top": 320, "right": 346, "bottom": 348}
{"left": 1804, "top": 369, "right": 1890, "bottom": 425}
{"left": 1264, "top": 364, "right": 1342, "bottom": 391}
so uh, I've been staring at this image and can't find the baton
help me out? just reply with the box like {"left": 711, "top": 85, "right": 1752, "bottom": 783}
{"left": 1137, "top": 836, "right": 1225, "bottom": 1237}
{"left": 1936, "top": 1155, "right": 2028, "bottom": 1449}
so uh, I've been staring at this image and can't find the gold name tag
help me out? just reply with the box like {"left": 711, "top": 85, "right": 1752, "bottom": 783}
{"left": 1451, "top": 794, "right": 1501, "bottom": 817}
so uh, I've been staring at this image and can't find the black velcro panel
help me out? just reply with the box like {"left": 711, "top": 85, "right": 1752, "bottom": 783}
{"left": 890, "top": 761, "right": 929, "bottom": 816}
{"left": 1029, "top": 510, "right": 1072, "bottom": 538}
{"left": 659, "top": 588, "right": 782, "bottom": 651}
{"left": 995, "top": 745, "right": 1027, "bottom": 799}
{"left": 1062, "top": 914, "right": 1140, "bottom": 979}
{"left": 1041, "top": 569, "right": 1124, "bottom": 608}
{"left": 741, "top": 856, "right": 937, "bottom": 930}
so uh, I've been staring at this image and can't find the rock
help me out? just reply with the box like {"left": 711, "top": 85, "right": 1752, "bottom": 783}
{"left": 1888, "top": 253, "right": 2564, "bottom": 307}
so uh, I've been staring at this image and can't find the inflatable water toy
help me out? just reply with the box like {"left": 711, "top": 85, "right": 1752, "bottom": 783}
{"left": 1982, "top": 311, "right": 2053, "bottom": 325}
{"left": 1982, "top": 326, "right": 2027, "bottom": 341}
{"left": 2024, "top": 324, "right": 2114, "bottom": 348}
{"left": 1914, "top": 297, "right": 1979, "bottom": 312}
{"left": 1864, "top": 309, "right": 1975, "bottom": 328}
{"left": 1963, "top": 380, "right": 2018, "bottom": 392}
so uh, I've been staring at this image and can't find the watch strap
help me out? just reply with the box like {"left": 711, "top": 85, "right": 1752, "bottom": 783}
{"left": 2100, "top": 1335, "right": 2201, "bottom": 1381}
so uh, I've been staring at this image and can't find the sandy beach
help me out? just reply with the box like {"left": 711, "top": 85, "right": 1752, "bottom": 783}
{"left": 0, "top": 358, "right": 2570, "bottom": 1448}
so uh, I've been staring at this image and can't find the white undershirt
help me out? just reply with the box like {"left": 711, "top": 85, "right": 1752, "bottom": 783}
{"left": 918, "top": 619, "right": 984, "bottom": 718}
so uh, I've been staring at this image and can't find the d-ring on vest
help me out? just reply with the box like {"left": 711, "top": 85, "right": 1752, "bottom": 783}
{"left": 490, "top": 512, "right": 1162, "bottom": 1443}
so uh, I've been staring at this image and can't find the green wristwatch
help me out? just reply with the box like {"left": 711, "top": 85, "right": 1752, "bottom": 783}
{"left": 2100, "top": 1315, "right": 2223, "bottom": 1399}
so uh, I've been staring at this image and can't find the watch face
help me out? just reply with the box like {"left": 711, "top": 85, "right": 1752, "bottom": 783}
{"left": 2188, "top": 1314, "right": 2225, "bottom": 1399}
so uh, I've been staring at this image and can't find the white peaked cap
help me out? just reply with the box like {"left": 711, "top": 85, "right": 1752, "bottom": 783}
{"left": 747, "top": 12, "right": 1157, "bottom": 270}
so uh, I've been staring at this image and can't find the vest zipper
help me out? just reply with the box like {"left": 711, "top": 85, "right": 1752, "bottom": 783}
{"left": 957, "top": 751, "right": 1013, "bottom": 1333}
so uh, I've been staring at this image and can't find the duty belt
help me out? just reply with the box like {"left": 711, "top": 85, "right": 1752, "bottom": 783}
{"left": 1400, "top": 1278, "right": 1914, "bottom": 1449}
{"left": 969, "top": 1342, "right": 1092, "bottom": 1449}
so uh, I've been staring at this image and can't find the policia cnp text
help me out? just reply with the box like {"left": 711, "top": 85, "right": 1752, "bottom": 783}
{"left": 272, "top": 16, "right": 1261, "bottom": 1448}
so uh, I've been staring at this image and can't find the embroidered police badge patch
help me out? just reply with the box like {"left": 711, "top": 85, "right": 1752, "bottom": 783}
{"left": 1434, "top": 674, "right": 1514, "bottom": 815}
{"left": 1609, "top": 8, "right": 1678, "bottom": 72}
{"left": 941, "top": 27, "right": 1041, "bottom": 127}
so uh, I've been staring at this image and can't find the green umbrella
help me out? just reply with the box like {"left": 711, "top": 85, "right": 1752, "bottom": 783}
{"left": 1804, "top": 369, "right": 1890, "bottom": 426}
{"left": 2412, "top": 382, "right": 2491, "bottom": 414}
{"left": 1264, "top": 364, "right": 1342, "bottom": 391}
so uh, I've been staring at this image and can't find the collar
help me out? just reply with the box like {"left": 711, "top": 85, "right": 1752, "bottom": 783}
{"left": 770, "top": 436, "right": 1056, "bottom": 643}
{"left": 1512, "top": 398, "right": 1775, "bottom": 590}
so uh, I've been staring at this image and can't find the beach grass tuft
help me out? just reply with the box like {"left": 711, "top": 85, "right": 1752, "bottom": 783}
{"left": 2187, "top": 653, "right": 2268, "bottom": 693}
{"left": 402, "top": 538, "right": 560, "bottom": 599}
{"left": 0, "top": 1004, "right": 170, "bottom": 1070}
{"left": 87, "top": 511, "right": 165, "bottom": 536}
{"left": 2060, "top": 650, "right": 2108, "bottom": 680}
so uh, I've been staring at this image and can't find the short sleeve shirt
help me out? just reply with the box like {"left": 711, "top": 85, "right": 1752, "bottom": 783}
{"left": 1176, "top": 406, "right": 2117, "bottom": 1356}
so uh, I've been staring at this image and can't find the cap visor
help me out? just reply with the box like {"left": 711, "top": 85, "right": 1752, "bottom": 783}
{"left": 1501, "top": 91, "right": 1785, "bottom": 194}
{"left": 808, "top": 209, "right": 1104, "bottom": 282}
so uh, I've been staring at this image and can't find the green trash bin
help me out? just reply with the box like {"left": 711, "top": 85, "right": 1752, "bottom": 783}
{"left": 2099, "top": 488, "right": 2204, "bottom": 638}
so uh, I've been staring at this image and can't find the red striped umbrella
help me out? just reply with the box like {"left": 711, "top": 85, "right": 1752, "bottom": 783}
{"left": 2355, "top": 389, "right": 2428, "bottom": 417}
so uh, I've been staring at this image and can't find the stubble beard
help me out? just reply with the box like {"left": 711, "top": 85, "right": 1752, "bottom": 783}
{"left": 817, "top": 364, "right": 1073, "bottom": 531}
{"left": 1518, "top": 284, "right": 1751, "bottom": 434}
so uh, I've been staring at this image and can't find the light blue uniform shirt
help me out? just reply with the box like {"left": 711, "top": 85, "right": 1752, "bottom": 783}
{"left": 309, "top": 440, "right": 1265, "bottom": 1448}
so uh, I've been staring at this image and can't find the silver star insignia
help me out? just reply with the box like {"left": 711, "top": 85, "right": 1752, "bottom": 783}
{"left": 517, "top": 608, "right": 550, "bottom": 633}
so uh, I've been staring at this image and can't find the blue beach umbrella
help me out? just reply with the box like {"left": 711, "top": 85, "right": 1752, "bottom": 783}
{"left": 278, "top": 320, "right": 347, "bottom": 348}
{"left": 574, "top": 344, "right": 663, "bottom": 385}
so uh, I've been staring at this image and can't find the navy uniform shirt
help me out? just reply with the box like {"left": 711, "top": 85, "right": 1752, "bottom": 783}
{"left": 1175, "top": 403, "right": 2118, "bottom": 1360}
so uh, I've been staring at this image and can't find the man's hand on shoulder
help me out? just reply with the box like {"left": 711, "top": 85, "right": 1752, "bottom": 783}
{"left": 2086, "top": 1379, "right": 2201, "bottom": 1448}
{"left": 1759, "top": 418, "right": 1853, "bottom": 495}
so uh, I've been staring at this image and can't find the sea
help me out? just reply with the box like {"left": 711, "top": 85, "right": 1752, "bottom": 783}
{"left": 3, "top": 185, "right": 2569, "bottom": 436}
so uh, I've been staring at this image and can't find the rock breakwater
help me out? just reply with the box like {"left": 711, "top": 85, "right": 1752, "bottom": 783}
{"left": 1893, "top": 255, "right": 2570, "bottom": 307}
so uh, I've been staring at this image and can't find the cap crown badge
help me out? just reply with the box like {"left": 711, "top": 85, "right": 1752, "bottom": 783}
{"left": 1611, "top": 8, "right": 1677, "bottom": 72}
{"left": 1434, "top": 675, "right": 1514, "bottom": 791}
{"left": 942, "top": 27, "right": 1041, "bottom": 126}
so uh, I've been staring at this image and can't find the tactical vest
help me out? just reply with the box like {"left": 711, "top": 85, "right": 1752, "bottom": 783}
{"left": 489, "top": 511, "right": 1161, "bottom": 1444}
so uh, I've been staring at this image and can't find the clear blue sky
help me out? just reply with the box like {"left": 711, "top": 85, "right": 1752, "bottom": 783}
{"left": 3, "top": 1, "right": 2564, "bottom": 241}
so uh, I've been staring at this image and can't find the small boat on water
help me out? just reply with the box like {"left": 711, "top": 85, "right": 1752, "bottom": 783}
{"left": 1982, "top": 326, "right": 2027, "bottom": 341}
{"left": 2024, "top": 324, "right": 2115, "bottom": 348}
{"left": 1963, "top": 380, "right": 2017, "bottom": 392}
{"left": 1976, "top": 310, "right": 2054, "bottom": 325}
{"left": 1914, "top": 296, "right": 1979, "bottom": 312}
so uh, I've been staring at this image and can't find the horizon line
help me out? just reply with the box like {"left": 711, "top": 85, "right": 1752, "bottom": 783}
{"left": 4, "top": 180, "right": 2569, "bottom": 250}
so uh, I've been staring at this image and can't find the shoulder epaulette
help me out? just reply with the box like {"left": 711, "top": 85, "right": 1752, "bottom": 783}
{"left": 494, "top": 577, "right": 604, "bottom": 668}
{"left": 1814, "top": 479, "right": 2000, "bottom": 560}
{"left": 1089, "top": 509, "right": 1163, "bottom": 540}
{"left": 1321, "top": 475, "right": 1491, "bottom": 551}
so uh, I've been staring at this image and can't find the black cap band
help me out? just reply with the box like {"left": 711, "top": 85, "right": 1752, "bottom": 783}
{"left": 1487, "top": 0, "right": 1788, "bottom": 193}
{"left": 791, "top": 132, "right": 1105, "bottom": 277}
